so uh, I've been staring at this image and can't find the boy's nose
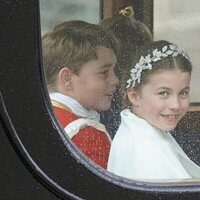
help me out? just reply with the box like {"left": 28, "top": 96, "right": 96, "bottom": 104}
{"left": 111, "top": 73, "right": 119, "bottom": 85}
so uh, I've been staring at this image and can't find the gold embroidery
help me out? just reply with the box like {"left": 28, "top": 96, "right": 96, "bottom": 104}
{"left": 51, "top": 100, "right": 72, "bottom": 112}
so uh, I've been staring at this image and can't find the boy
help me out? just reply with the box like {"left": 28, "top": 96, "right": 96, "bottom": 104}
{"left": 42, "top": 20, "right": 119, "bottom": 169}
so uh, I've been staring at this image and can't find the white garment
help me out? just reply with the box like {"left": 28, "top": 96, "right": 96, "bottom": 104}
{"left": 107, "top": 109, "right": 200, "bottom": 181}
{"left": 50, "top": 92, "right": 100, "bottom": 121}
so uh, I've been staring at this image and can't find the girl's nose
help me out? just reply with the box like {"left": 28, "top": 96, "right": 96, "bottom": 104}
{"left": 168, "top": 97, "right": 180, "bottom": 110}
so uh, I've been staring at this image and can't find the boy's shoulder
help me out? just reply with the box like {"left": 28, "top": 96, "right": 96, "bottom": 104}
{"left": 51, "top": 100, "right": 79, "bottom": 127}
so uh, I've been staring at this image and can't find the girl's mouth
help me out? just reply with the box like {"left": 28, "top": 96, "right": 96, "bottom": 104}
{"left": 161, "top": 114, "right": 179, "bottom": 122}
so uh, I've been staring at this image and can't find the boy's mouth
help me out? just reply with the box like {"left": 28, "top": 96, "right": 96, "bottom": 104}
{"left": 106, "top": 91, "right": 115, "bottom": 99}
{"left": 106, "top": 93, "right": 114, "bottom": 98}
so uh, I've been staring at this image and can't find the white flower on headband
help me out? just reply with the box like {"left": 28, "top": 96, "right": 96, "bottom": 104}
{"left": 126, "top": 44, "right": 191, "bottom": 88}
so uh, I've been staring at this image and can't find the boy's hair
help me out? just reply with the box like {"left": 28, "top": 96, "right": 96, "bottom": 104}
{"left": 42, "top": 20, "right": 117, "bottom": 92}
{"left": 99, "top": 15, "right": 153, "bottom": 81}
{"left": 123, "top": 40, "right": 193, "bottom": 107}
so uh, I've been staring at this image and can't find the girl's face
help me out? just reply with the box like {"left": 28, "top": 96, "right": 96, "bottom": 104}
{"left": 128, "top": 69, "right": 191, "bottom": 131}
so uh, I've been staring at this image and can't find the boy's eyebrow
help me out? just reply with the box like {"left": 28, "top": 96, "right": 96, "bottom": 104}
{"left": 101, "top": 63, "right": 114, "bottom": 68}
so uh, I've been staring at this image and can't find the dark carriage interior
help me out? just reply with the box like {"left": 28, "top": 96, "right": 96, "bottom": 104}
{"left": 173, "top": 109, "right": 200, "bottom": 166}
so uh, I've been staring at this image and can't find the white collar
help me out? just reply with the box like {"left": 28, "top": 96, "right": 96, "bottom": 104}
{"left": 120, "top": 109, "right": 169, "bottom": 139}
{"left": 49, "top": 92, "right": 100, "bottom": 122}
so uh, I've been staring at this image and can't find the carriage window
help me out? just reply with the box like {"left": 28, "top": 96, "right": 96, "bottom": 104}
{"left": 40, "top": 0, "right": 200, "bottom": 184}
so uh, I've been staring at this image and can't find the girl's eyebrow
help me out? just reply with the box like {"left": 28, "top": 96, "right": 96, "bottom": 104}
{"left": 181, "top": 86, "right": 190, "bottom": 90}
{"left": 156, "top": 87, "right": 171, "bottom": 90}
{"left": 156, "top": 86, "right": 190, "bottom": 91}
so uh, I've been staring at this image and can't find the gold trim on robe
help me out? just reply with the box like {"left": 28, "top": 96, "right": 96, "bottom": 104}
{"left": 51, "top": 100, "right": 72, "bottom": 113}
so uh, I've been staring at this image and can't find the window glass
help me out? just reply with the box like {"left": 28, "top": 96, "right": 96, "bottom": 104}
{"left": 40, "top": 0, "right": 100, "bottom": 34}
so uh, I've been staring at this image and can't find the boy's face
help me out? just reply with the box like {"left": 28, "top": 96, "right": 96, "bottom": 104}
{"left": 71, "top": 46, "right": 119, "bottom": 111}
{"left": 128, "top": 69, "right": 191, "bottom": 131}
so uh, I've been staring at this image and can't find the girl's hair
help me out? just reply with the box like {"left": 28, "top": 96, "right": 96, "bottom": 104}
{"left": 42, "top": 20, "right": 117, "bottom": 92}
{"left": 123, "top": 40, "right": 193, "bottom": 107}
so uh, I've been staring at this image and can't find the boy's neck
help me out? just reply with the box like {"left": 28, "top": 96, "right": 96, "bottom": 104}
{"left": 49, "top": 92, "right": 100, "bottom": 121}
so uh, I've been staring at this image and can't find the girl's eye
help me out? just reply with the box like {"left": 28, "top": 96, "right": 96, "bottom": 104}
{"left": 158, "top": 91, "right": 169, "bottom": 96}
{"left": 180, "top": 90, "right": 189, "bottom": 97}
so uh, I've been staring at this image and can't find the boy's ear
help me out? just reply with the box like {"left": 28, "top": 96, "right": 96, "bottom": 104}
{"left": 58, "top": 67, "right": 73, "bottom": 89}
{"left": 127, "top": 88, "right": 140, "bottom": 106}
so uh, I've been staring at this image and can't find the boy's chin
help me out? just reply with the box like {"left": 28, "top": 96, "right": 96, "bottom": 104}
{"left": 97, "top": 103, "right": 111, "bottom": 112}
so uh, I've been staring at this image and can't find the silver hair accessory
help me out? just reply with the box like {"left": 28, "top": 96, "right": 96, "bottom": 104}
{"left": 126, "top": 44, "right": 191, "bottom": 88}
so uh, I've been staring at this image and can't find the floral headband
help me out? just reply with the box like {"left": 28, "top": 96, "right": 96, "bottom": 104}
{"left": 126, "top": 44, "right": 191, "bottom": 88}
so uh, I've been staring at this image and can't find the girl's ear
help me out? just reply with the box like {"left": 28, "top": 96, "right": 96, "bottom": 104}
{"left": 58, "top": 67, "right": 73, "bottom": 89}
{"left": 127, "top": 87, "right": 140, "bottom": 107}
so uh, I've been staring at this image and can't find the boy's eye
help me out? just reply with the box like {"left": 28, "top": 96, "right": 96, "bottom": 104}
{"left": 100, "top": 70, "right": 109, "bottom": 75}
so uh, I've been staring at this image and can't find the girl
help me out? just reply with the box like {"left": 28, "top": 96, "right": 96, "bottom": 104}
{"left": 107, "top": 40, "right": 200, "bottom": 181}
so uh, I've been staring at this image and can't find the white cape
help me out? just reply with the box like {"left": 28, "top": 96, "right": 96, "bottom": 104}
{"left": 107, "top": 109, "right": 200, "bottom": 181}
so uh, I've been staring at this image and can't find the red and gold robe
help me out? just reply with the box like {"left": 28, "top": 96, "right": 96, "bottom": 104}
{"left": 51, "top": 100, "right": 111, "bottom": 169}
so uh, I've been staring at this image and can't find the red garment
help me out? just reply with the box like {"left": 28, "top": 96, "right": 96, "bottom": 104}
{"left": 53, "top": 105, "right": 111, "bottom": 169}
